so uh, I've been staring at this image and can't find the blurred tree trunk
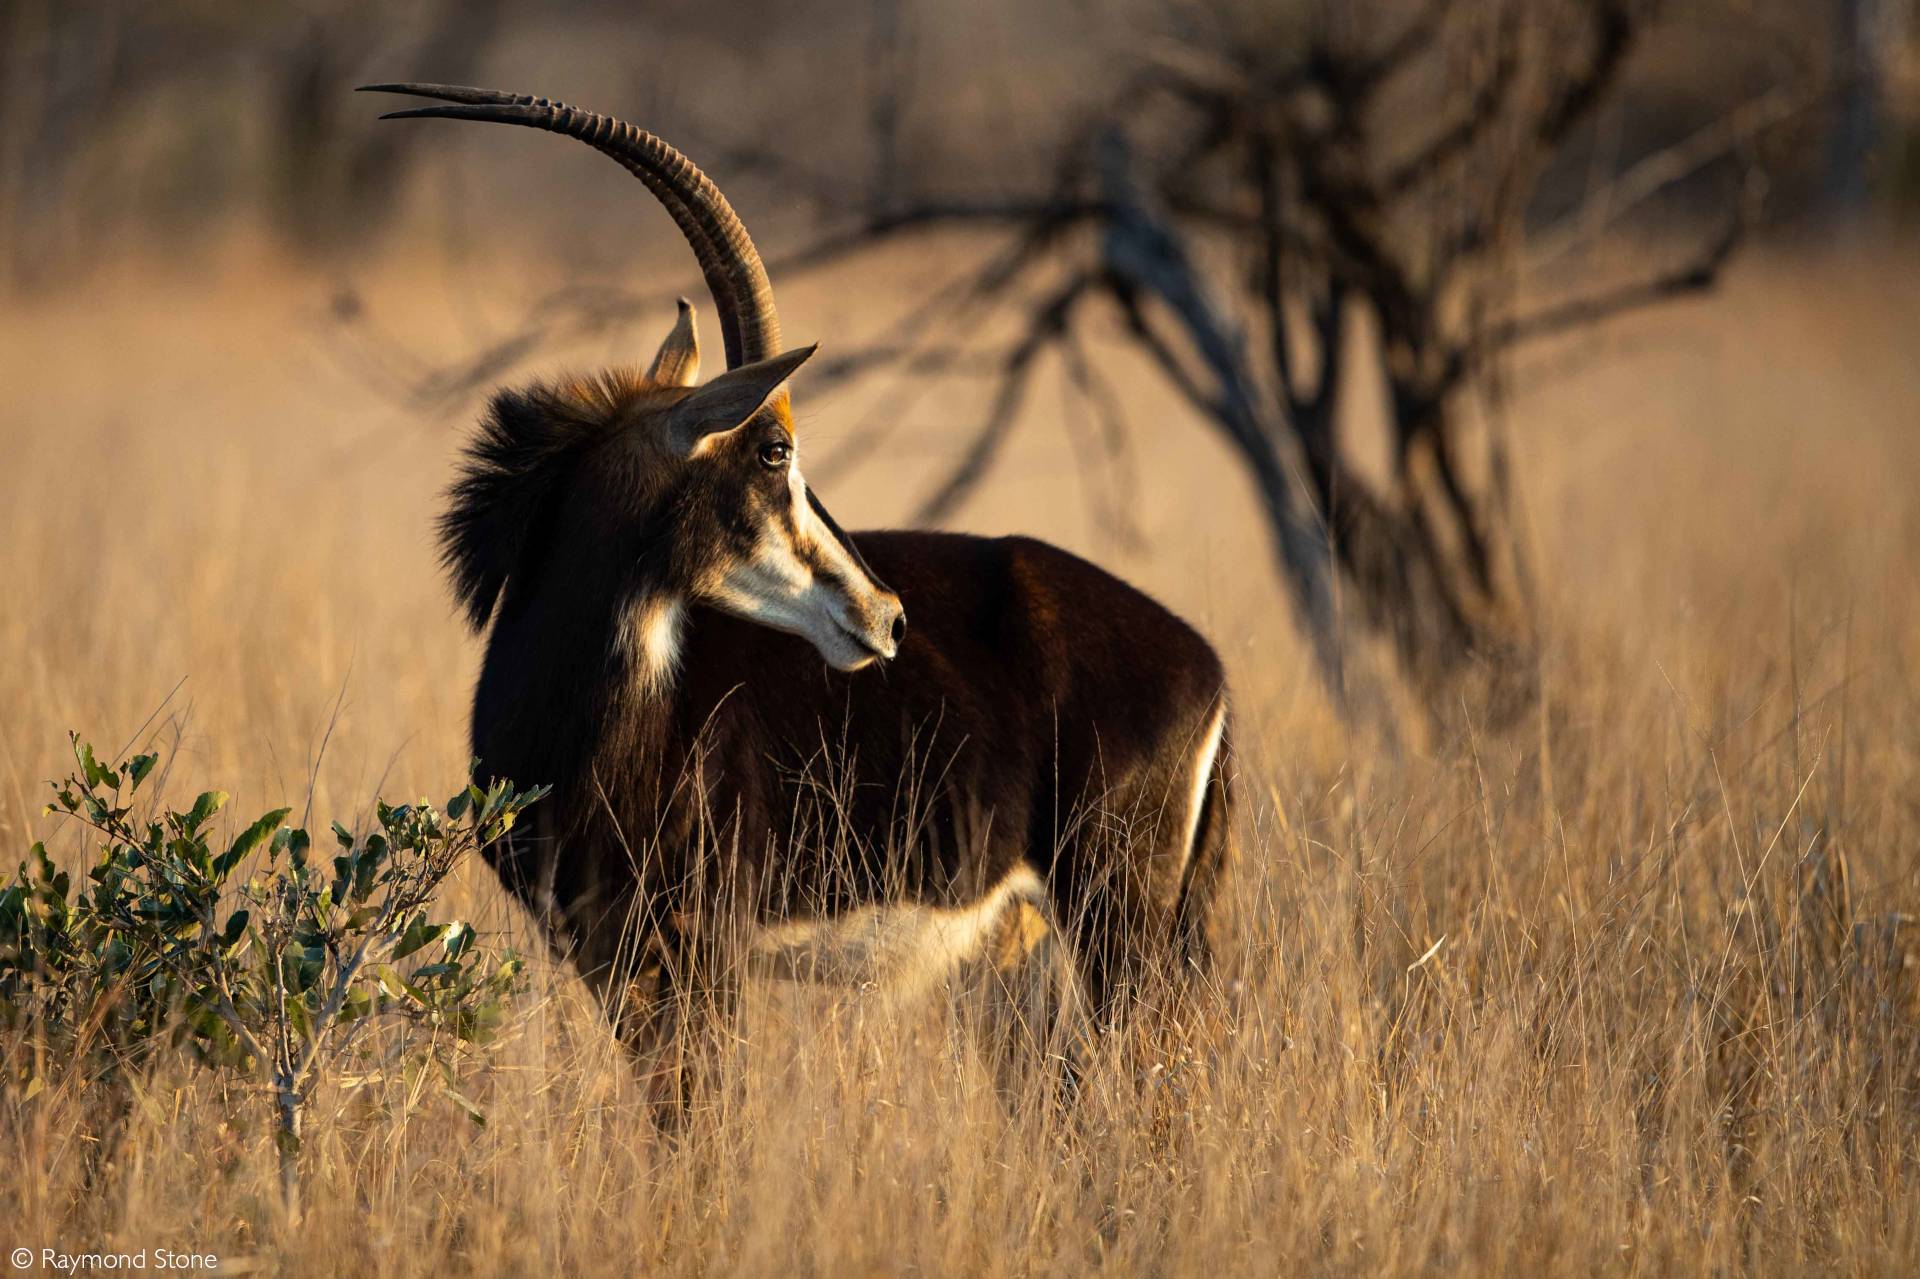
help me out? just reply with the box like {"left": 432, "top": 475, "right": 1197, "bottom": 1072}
{"left": 269, "top": 0, "right": 502, "bottom": 254}
{"left": 0, "top": 0, "right": 502, "bottom": 282}
{"left": 0, "top": 2, "right": 133, "bottom": 287}
{"left": 1825, "top": 0, "right": 1888, "bottom": 219}
{"left": 1330, "top": 396, "right": 1536, "bottom": 717}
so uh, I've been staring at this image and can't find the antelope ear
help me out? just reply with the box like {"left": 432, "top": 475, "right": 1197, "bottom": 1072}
{"left": 667, "top": 343, "right": 818, "bottom": 453}
{"left": 646, "top": 298, "right": 701, "bottom": 387}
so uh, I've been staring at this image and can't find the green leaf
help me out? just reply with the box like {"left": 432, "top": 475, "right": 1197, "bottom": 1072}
{"left": 442, "top": 920, "right": 473, "bottom": 960}
{"left": 183, "top": 790, "right": 228, "bottom": 835}
{"left": 220, "top": 910, "right": 250, "bottom": 949}
{"left": 392, "top": 917, "right": 446, "bottom": 961}
{"left": 351, "top": 855, "right": 378, "bottom": 903}
{"left": 102, "top": 936, "right": 133, "bottom": 975}
{"left": 214, "top": 808, "right": 291, "bottom": 878}
{"left": 374, "top": 964, "right": 428, "bottom": 1005}
{"left": 375, "top": 965, "right": 409, "bottom": 1000}
{"left": 127, "top": 753, "right": 158, "bottom": 792}
{"left": 74, "top": 739, "right": 115, "bottom": 789}
{"left": 454, "top": 999, "right": 510, "bottom": 1043}
{"left": 286, "top": 994, "right": 313, "bottom": 1040}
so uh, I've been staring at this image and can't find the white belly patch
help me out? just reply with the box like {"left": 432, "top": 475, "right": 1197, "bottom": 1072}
{"left": 748, "top": 864, "right": 1044, "bottom": 999}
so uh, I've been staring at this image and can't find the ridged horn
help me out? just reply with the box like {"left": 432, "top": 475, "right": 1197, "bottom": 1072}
{"left": 360, "top": 83, "right": 781, "bottom": 369}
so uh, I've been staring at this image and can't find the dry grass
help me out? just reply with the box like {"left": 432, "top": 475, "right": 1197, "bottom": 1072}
{"left": 1, "top": 234, "right": 1917, "bottom": 1275}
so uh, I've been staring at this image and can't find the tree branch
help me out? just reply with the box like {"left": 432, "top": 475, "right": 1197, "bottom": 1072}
{"left": 1456, "top": 184, "right": 1754, "bottom": 375}
{"left": 1254, "top": 134, "right": 1301, "bottom": 411}
{"left": 1535, "top": 0, "right": 1650, "bottom": 152}
{"left": 1057, "top": 328, "right": 1146, "bottom": 549}
{"left": 914, "top": 271, "right": 1094, "bottom": 523}
{"left": 1528, "top": 83, "right": 1805, "bottom": 270}
{"left": 1111, "top": 286, "right": 1232, "bottom": 430}
{"left": 1353, "top": 0, "right": 1456, "bottom": 91}
{"left": 1351, "top": 0, "right": 1451, "bottom": 89}
{"left": 1381, "top": 9, "right": 1523, "bottom": 196}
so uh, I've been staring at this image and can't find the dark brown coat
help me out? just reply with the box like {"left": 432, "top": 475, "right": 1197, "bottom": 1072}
{"left": 451, "top": 381, "right": 1233, "bottom": 1023}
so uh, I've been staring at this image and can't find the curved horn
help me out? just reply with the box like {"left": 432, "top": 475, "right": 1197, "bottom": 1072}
{"left": 360, "top": 83, "right": 781, "bottom": 369}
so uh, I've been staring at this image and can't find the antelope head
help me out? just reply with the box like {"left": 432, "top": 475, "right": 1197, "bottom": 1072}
{"left": 367, "top": 84, "right": 905, "bottom": 676}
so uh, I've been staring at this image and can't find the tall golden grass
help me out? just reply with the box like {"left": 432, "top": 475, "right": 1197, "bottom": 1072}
{"left": 1, "top": 234, "right": 1916, "bottom": 1275}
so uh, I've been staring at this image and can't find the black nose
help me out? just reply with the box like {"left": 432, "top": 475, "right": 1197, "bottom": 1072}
{"left": 891, "top": 613, "right": 907, "bottom": 647}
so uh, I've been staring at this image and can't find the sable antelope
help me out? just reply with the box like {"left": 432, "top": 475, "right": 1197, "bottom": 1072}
{"left": 364, "top": 84, "right": 1233, "bottom": 1053}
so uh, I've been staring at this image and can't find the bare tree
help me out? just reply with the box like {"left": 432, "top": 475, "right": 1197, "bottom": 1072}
{"left": 372, "top": 0, "right": 1808, "bottom": 724}
{"left": 779, "top": 0, "right": 1803, "bottom": 722}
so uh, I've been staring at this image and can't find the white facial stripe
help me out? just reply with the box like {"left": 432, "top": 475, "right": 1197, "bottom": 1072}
{"left": 703, "top": 454, "right": 896, "bottom": 672}
{"left": 790, "top": 463, "right": 872, "bottom": 592}
{"left": 707, "top": 462, "right": 872, "bottom": 665}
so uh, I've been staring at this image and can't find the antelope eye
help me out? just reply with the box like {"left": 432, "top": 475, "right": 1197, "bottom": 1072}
{"left": 758, "top": 440, "right": 792, "bottom": 470}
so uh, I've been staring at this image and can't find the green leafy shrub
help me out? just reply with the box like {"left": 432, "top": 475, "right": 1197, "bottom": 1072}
{"left": 0, "top": 734, "right": 546, "bottom": 1218}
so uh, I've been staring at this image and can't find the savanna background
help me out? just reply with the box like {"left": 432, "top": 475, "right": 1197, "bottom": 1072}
{"left": 3, "top": 0, "right": 1919, "bottom": 1273}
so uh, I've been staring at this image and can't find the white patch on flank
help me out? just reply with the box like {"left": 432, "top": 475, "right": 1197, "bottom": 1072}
{"left": 1179, "top": 702, "right": 1228, "bottom": 872}
{"left": 625, "top": 596, "right": 685, "bottom": 694}
{"left": 750, "top": 864, "right": 1045, "bottom": 1001}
